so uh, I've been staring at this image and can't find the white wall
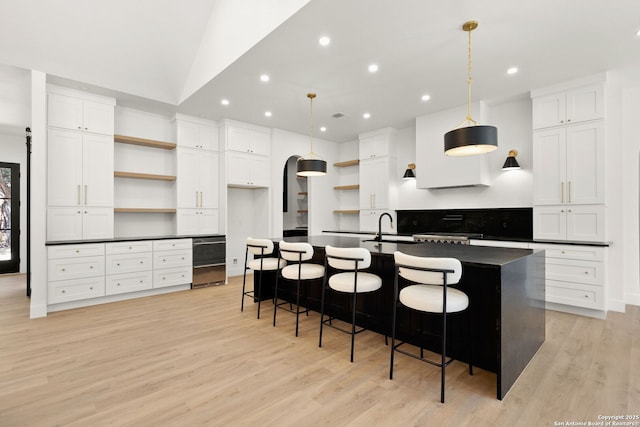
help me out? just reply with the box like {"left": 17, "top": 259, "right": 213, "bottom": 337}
{"left": 398, "top": 96, "right": 534, "bottom": 210}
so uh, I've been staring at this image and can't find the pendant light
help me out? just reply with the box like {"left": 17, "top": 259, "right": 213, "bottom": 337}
{"left": 297, "top": 93, "right": 327, "bottom": 177}
{"left": 444, "top": 21, "right": 498, "bottom": 156}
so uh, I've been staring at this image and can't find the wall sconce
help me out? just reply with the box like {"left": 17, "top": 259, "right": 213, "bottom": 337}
{"left": 403, "top": 163, "right": 416, "bottom": 179}
{"left": 502, "top": 150, "right": 521, "bottom": 170}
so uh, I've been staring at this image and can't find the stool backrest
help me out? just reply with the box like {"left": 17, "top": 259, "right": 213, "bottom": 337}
{"left": 246, "top": 238, "right": 274, "bottom": 256}
{"left": 394, "top": 251, "right": 462, "bottom": 285}
{"left": 279, "top": 241, "right": 314, "bottom": 262}
{"left": 325, "top": 245, "right": 371, "bottom": 271}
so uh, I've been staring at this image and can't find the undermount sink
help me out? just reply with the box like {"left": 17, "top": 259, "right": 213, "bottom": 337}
{"left": 362, "top": 239, "right": 421, "bottom": 245}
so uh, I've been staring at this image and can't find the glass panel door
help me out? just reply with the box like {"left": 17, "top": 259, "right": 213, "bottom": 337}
{"left": 0, "top": 162, "right": 19, "bottom": 274}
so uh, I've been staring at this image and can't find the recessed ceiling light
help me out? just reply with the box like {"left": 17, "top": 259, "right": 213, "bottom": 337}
{"left": 221, "top": 99, "right": 230, "bottom": 106}
{"left": 421, "top": 94, "right": 431, "bottom": 101}
{"left": 636, "top": 29, "right": 640, "bottom": 37}
{"left": 507, "top": 67, "right": 518, "bottom": 75}
{"left": 264, "top": 111, "right": 272, "bottom": 117}
{"left": 368, "top": 64, "right": 379, "bottom": 73}
{"left": 318, "top": 36, "right": 331, "bottom": 46}
{"left": 260, "top": 74, "right": 270, "bottom": 82}
{"left": 363, "top": 113, "right": 371, "bottom": 119}
{"left": 320, "top": 126, "right": 327, "bottom": 132}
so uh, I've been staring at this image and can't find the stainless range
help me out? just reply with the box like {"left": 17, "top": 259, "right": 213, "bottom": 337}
{"left": 412, "top": 232, "right": 483, "bottom": 245}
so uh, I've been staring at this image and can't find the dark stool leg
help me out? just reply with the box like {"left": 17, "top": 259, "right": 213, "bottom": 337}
{"left": 350, "top": 291, "right": 357, "bottom": 363}
{"left": 241, "top": 248, "right": 249, "bottom": 312}
{"left": 441, "top": 310, "right": 447, "bottom": 404}
{"left": 319, "top": 260, "right": 328, "bottom": 348}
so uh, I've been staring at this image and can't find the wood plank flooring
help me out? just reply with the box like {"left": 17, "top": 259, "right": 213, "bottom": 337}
{"left": 0, "top": 273, "right": 638, "bottom": 426}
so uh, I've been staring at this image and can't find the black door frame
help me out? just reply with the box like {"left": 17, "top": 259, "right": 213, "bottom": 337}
{"left": 0, "top": 161, "right": 20, "bottom": 274}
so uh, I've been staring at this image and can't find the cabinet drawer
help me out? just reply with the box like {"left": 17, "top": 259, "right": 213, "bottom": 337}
{"left": 153, "top": 267, "right": 192, "bottom": 288}
{"left": 106, "top": 241, "right": 153, "bottom": 255}
{"left": 530, "top": 243, "right": 605, "bottom": 261}
{"left": 153, "top": 239, "right": 192, "bottom": 251}
{"left": 48, "top": 256, "right": 105, "bottom": 281}
{"left": 545, "top": 258, "right": 603, "bottom": 286}
{"left": 106, "top": 252, "right": 153, "bottom": 274}
{"left": 48, "top": 243, "right": 105, "bottom": 259}
{"left": 546, "top": 280, "right": 605, "bottom": 310}
{"left": 154, "top": 249, "right": 192, "bottom": 269}
{"left": 106, "top": 271, "right": 153, "bottom": 295}
{"left": 48, "top": 276, "right": 105, "bottom": 304}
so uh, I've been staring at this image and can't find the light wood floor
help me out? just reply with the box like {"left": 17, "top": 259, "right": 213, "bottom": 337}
{"left": 0, "top": 273, "right": 638, "bottom": 426}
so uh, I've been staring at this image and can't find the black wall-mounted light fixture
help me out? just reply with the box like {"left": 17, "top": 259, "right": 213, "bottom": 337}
{"left": 444, "top": 21, "right": 498, "bottom": 156}
{"left": 502, "top": 150, "right": 521, "bottom": 170}
{"left": 297, "top": 93, "right": 327, "bottom": 177}
{"left": 403, "top": 163, "right": 416, "bottom": 179}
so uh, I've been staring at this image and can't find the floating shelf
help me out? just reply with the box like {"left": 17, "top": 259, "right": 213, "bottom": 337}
{"left": 334, "top": 159, "right": 359, "bottom": 167}
{"left": 114, "top": 171, "right": 176, "bottom": 181}
{"left": 114, "top": 208, "right": 177, "bottom": 213}
{"left": 334, "top": 184, "right": 359, "bottom": 191}
{"left": 298, "top": 191, "right": 308, "bottom": 196}
{"left": 114, "top": 134, "right": 176, "bottom": 150}
{"left": 334, "top": 209, "right": 359, "bottom": 214}
{"left": 297, "top": 210, "right": 308, "bottom": 213}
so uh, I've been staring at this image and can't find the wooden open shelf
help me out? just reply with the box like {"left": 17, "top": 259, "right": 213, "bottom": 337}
{"left": 333, "top": 209, "right": 359, "bottom": 214}
{"left": 114, "top": 171, "right": 176, "bottom": 181}
{"left": 334, "top": 159, "right": 359, "bottom": 167}
{"left": 114, "top": 208, "right": 177, "bottom": 213}
{"left": 298, "top": 192, "right": 308, "bottom": 196}
{"left": 114, "top": 134, "right": 177, "bottom": 150}
{"left": 334, "top": 184, "right": 359, "bottom": 191}
{"left": 297, "top": 210, "right": 308, "bottom": 213}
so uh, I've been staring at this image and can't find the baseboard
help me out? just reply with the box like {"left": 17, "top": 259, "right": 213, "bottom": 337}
{"left": 625, "top": 293, "right": 640, "bottom": 307}
{"left": 29, "top": 302, "right": 48, "bottom": 319}
{"left": 607, "top": 299, "right": 626, "bottom": 313}
{"left": 545, "top": 302, "right": 606, "bottom": 319}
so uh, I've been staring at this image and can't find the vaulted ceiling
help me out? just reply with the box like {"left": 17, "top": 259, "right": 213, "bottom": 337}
{"left": 1, "top": 0, "right": 640, "bottom": 141}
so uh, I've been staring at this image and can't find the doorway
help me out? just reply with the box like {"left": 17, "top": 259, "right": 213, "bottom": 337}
{"left": 0, "top": 162, "right": 20, "bottom": 274}
{"left": 282, "top": 156, "right": 308, "bottom": 237}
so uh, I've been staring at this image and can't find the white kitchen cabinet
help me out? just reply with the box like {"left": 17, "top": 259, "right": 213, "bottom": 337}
{"left": 152, "top": 238, "right": 193, "bottom": 289}
{"left": 532, "top": 83, "right": 604, "bottom": 129}
{"left": 227, "top": 151, "right": 270, "bottom": 188}
{"left": 226, "top": 125, "right": 270, "bottom": 156}
{"left": 533, "top": 205, "right": 605, "bottom": 242}
{"left": 359, "top": 210, "right": 394, "bottom": 233}
{"left": 174, "top": 116, "right": 218, "bottom": 150}
{"left": 176, "top": 208, "right": 219, "bottom": 235}
{"left": 359, "top": 133, "right": 390, "bottom": 159}
{"left": 177, "top": 148, "right": 219, "bottom": 209}
{"left": 533, "top": 121, "right": 604, "bottom": 206}
{"left": 48, "top": 92, "right": 114, "bottom": 135}
{"left": 104, "top": 241, "right": 153, "bottom": 295}
{"left": 359, "top": 157, "right": 391, "bottom": 210}
{"left": 47, "top": 243, "right": 106, "bottom": 304}
{"left": 47, "top": 129, "right": 114, "bottom": 207}
{"left": 47, "top": 207, "right": 114, "bottom": 241}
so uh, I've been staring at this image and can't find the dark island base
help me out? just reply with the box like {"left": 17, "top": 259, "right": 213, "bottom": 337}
{"left": 252, "top": 239, "right": 545, "bottom": 400}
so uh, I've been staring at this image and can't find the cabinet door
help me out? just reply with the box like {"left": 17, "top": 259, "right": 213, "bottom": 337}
{"left": 250, "top": 130, "right": 270, "bottom": 156}
{"left": 177, "top": 148, "right": 199, "bottom": 208}
{"left": 373, "top": 157, "right": 390, "bottom": 209}
{"left": 359, "top": 159, "right": 376, "bottom": 209}
{"left": 82, "top": 101, "right": 114, "bottom": 135}
{"left": 227, "top": 152, "right": 251, "bottom": 186}
{"left": 198, "top": 209, "right": 220, "bottom": 234}
{"left": 48, "top": 93, "right": 83, "bottom": 131}
{"left": 81, "top": 208, "right": 114, "bottom": 240}
{"left": 47, "top": 207, "right": 83, "bottom": 241}
{"left": 359, "top": 210, "right": 378, "bottom": 232}
{"left": 532, "top": 92, "right": 566, "bottom": 129}
{"left": 565, "top": 84, "right": 604, "bottom": 124}
{"left": 533, "top": 206, "right": 567, "bottom": 241}
{"left": 199, "top": 125, "right": 219, "bottom": 151}
{"left": 359, "top": 134, "right": 388, "bottom": 159}
{"left": 199, "top": 151, "right": 219, "bottom": 208}
{"left": 48, "top": 276, "right": 105, "bottom": 304}
{"left": 250, "top": 155, "right": 270, "bottom": 187}
{"left": 227, "top": 126, "right": 252, "bottom": 152}
{"left": 533, "top": 128, "right": 566, "bottom": 205}
{"left": 565, "top": 122, "right": 604, "bottom": 204}
{"left": 566, "top": 205, "right": 605, "bottom": 242}
{"left": 176, "top": 209, "right": 199, "bottom": 235}
{"left": 82, "top": 134, "right": 113, "bottom": 207}
{"left": 176, "top": 120, "right": 200, "bottom": 149}
{"left": 48, "top": 129, "right": 83, "bottom": 206}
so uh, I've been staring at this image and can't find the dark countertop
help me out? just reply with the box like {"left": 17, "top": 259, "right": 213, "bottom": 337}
{"left": 322, "top": 230, "right": 610, "bottom": 247}
{"left": 46, "top": 234, "right": 225, "bottom": 246}
{"left": 279, "top": 235, "right": 535, "bottom": 267}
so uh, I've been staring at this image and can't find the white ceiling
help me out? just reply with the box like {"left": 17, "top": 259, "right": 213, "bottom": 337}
{"left": 1, "top": 0, "right": 640, "bottom": 142}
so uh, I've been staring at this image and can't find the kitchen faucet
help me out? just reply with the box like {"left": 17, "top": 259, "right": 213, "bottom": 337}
{"left": 375, "top": 212, "right": 393, "bottom": 242}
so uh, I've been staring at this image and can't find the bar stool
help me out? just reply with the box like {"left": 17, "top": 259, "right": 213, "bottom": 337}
{"left": 389, "top": 251, "right": 473, "bottom": 404}
{"left": 319, "top": 245, "right": 383, "bottom": 363}
{"left": 240, "top": 238, "right": 286, "bottom": 319}
{"left": 273, "top": 241, "right": 325, "bottom": 336}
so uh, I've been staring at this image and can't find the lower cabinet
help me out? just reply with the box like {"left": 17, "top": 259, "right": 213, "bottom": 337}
{"left": 47, "top": 238, "right": 193, "bottom": 307}
{"left": 533, "top": 205, "right": 605, "bottom": 242}
{"left": 47, "top": 207, "right": 114, "bottom": 241}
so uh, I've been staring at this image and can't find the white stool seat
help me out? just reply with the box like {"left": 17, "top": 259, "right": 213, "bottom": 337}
{"left": 282, "top": 263, "right": 325, "bottom": 280}
{"left": 329, "top": 272, "right": 382, "bottom": 293}
{"left": 399, "top": 284, "right": 469, "bottom": 313}
{"left": 248, "top": 257, "right": 286, "bottom": 271}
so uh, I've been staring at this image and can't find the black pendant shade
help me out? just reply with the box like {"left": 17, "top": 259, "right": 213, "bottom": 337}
{"left": 444, "top": 125, "right": 498, "bottom": 156}
{"left": 297, "top": 158, "right": 327, "bottom": 176}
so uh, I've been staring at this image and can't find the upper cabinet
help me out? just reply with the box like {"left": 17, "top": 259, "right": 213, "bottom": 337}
{"left": 359, "top": 132, "right": 391, "bottom": 159}
{"left": 222, "top": 120, "right": 271, "bottom": 188}
{"left": 226, "top": 124, "right": 270, "bottom": 156}
{"left": 48, "top": 90, "right": 115, "bottom": 135}
{"left": 173, "top": 114, "right": 219, "bottom": 151}
{"left": 532, "top": 82, "right": 604, "bottom": 129}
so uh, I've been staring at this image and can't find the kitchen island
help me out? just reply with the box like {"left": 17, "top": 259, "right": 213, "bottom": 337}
{"left": 261, "top": 235, "right": 545, "bottom": 400}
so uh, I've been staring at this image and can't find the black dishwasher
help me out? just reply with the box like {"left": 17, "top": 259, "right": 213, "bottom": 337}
{"left": 192, "top": 236, "right": 226, "bottom": 287}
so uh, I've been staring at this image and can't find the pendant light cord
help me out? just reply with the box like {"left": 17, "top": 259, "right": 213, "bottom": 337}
{"left": 455, "top": 22, "right": 478, "bottom": 128}
{"left": 307, "top": 93, "right": 320, "bottom": 159}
